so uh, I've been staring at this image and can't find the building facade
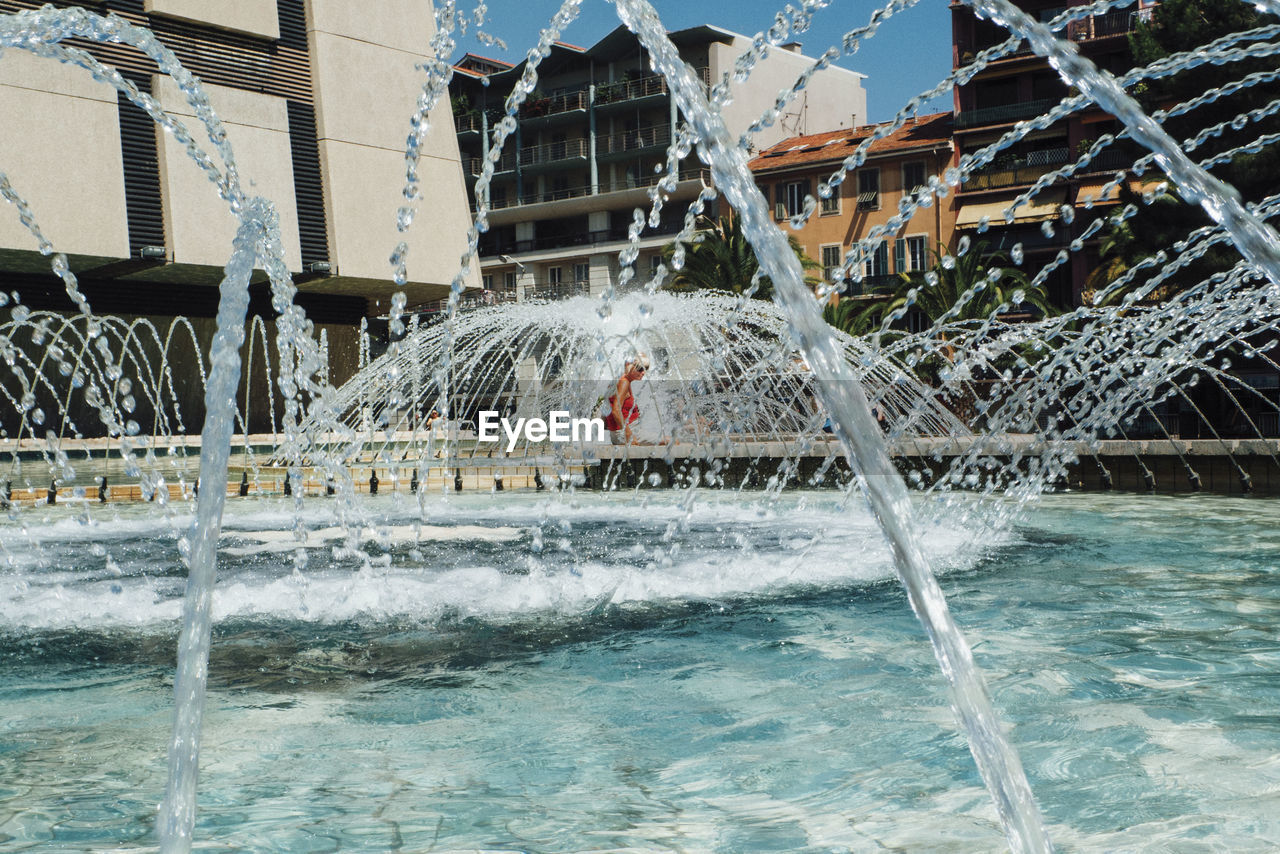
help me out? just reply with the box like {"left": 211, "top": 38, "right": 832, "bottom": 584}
{"left": 0, "top": 0, "right": 477, "bottom": 434}
{"left": 449, "top": 25, "right": 867, "bottom": 304}
{"left": 749, "top": 112, "right": 956, "bottom": 299}
{"left": 951, "top": 0, "right": 1156, "bottom": 306}
{"left": 0, "top": 0, "right": 477, "bottom": 325}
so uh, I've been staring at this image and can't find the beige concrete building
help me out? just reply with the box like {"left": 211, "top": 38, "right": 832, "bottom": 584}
{"left": 448, "top": 25, "right": 867, "bottom": 307}
{"left": 0, "top": 0, "right": 476, "bottom": 325}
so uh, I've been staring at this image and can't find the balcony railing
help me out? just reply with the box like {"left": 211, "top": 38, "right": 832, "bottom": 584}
{"left": 963, "top": 147, "right": 1071, "bottom": 191}
{"left": 519, "top": 87, "right": 590, "bottom": 119}
{"left": 468, "top": 134, "right": 662, "bottom": 175}
{"left": 479, "top": 218, "right": 688, "bottom": 257}
{"left": 595, "top": 73, "right": 668, "bottom": 105}
{"left": 519, "top": 137, "right": 589, "bottom": 167}
{"left": 958, "top": 5, "right": 1154, "bottom": 57}
{"left": 412, "top": 288, "right": 518, "bottom": 317}
{"left": 454, "top": 112, "right": 485, "bottom": 133}
{"left": 599, "top": 124, "right": 671, "bottom": 155}
{"left": 595, "top": 67, "right": 709, "bottom": 106}
{"left": 470, "top": 168, "right": 711, "bottom": 214}
{"left": 1067, "top": 8, "right": 1151, "bottom": 40}
{"left": 1080, "top": 148, "right": 1138, "bottom": 174}
{"left": 524, "top": 280, "right": 590, "bottom": 301}
{"left": 466, "top": 150, "right": 518, "bottom": 175}
{"left": 956, "top": 98, "right": 1056, "bottom": 129}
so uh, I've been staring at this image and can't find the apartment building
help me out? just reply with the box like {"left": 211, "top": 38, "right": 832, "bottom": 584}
{"left": 749, "top": 112, "right": 956, "bottom": 297}
{"left": 0, "top": 0, "right": 478, "bottom": 432}
{"left": 0, "top": 0, "right": 476, "bottom": 325}
{"left": 449, "top": 25, "right": 867, "bottom": 304}
{"left": 951, "top": 0, "right": 1157, "bottom": 306}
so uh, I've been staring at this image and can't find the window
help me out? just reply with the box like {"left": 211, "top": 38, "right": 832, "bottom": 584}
{"left": 902, "top": 161, "right": 926, "bottom": 196}
{"left": 821, "top": 245, "right": 844, "bottom": 284}
{"left": 820, "top": 186, "right": 840, "bottom": 215}
{"left": 905, "top": 235, "right": 929, "bottom": 272}
{"left": 503, "top": 271, "right": 517, "bottom": 294}
{"left": 482, "top": 274, "right": 494, "bottom": 291}
{"left": 857, "top": 169, "right": 880, "bottom": 210}
{"left": 573, "top": 262, "right": 590, "bottom": 285}
{"left": 777, "top": 180, "right": 809, "bottom": 218}
{"left": 548, "top": 266, "right": 563, "bottom": 285}
{"left": 649, "top": 254, "right": 664, "bottom": 277}
{"left": 864, "top": 240, "right": 889, "bottom": 279}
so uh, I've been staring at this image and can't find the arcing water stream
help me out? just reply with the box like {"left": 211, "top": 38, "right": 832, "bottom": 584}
{"left": 1, "top": 0, "right": 1280, "bottom": 850}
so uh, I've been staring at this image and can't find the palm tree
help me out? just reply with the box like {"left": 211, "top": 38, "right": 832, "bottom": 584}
{"left": 894, "top": 240, "right": 1045, "bottom": 324}
{"left": 822, "top": 294, "right": 888, "bottom": 337}
{"left": 662, "top": 211, "right": 819, "bottom": 300}
{"left": 1082, "top": 185, "right": 1234, "bottom": 306}
{"left": 825, "top": 240, "right": 1049, "bottom": 356}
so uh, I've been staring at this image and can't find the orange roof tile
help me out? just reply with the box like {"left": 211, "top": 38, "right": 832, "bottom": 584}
{"left": 749, "top": 112, "right": 953, "bottom": 173}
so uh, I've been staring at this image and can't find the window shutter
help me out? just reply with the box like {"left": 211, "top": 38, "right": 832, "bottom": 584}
{"left": 894, "top": 238, "right": 906, "bottom": 273}
{"left": 876, "top": 242, "right": 889, "bottom": 276}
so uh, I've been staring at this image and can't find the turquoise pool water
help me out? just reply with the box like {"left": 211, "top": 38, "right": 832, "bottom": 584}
{"left": 2, "top": 491, "right": 1278, "bottom": 851}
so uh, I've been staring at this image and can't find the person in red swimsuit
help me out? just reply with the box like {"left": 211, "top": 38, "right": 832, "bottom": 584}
{"left": 604, "top": 354, "right": 649, "bottom": 444}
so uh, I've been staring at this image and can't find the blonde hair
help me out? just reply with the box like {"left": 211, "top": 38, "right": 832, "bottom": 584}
{"left": 625, "top": 353, "right": 651, "bottom": 373}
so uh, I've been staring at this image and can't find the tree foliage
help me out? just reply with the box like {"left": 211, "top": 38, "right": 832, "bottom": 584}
{"left": 1088, "top": 0, "right": 1280, "bottom": 299}
{"left": 662, "top": 211, "right": 819, "bottom": 300}
{"left": 824, "top": 240, "right": 1046, "bottom": 342}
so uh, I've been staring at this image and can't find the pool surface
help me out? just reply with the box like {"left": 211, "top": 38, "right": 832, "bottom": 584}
{"left": 2, "top": 491, "right": 1278, "bottom": 851}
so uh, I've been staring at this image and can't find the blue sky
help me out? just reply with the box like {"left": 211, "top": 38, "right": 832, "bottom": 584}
{"left": 452, "top": 0, "right": 955, "bottom": 123}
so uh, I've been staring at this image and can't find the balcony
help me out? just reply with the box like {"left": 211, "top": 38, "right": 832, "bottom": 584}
{"left": 454, "top": 111, "right": 485, "bottom": 135}
{"left": 519, "top": 137, "right": 589, "bottom": 169}
{"left": 524, "top": 280, "right": 590, "bottom": 301}
{"left": 478, "top": 217, "right": 688, "bottom": 258}
{"left": 598, "top": 124, "right": 671, "bottom": 157}
{"left": 846, "top": 274, "right": 898, "bottom": 296}
{"left": 470, "top": 167, "right": 712, "bottom": 215}
{"left": 962, "top": 147, "right": 1071, "bottom": 192}
{"left": 956, "top": 98, "right": 1056, "bottom": 129}
{"left": 595, "top": 73, "right": 667, "bottom": 106}
{"left": 1067, "top": 7, "right": 1152, "bottom": 41}
{"left": 595, "top": 67, "right": 709, "bottom": 107}
{"left": 411, "top": 288, "right": 518, "bottom": 318}
{"left": 518, "top": 87, "right": 590, "bottom": 120}
{"left": 1079, "top": 148, "right": 1138, "bottom": 174}
{"left": 466, "top": 150, "right": 518, "bottom": 176}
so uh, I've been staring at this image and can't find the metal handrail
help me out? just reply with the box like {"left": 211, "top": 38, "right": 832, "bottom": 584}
{"left": 519, "top": 87, "right": 590, "bottom": 118}
{"left": 523, "top": 281, "right": 590, "bottom": 301}
{"left": 956, "top": 98, "right": 1056, "bottom": 129}
{"left": 412, "top": 288, "right": 518, "bottom": 316}
{"left": 469, "top": 168, "right": 711, "bottom": 214}
{"left": 595, "top": 67, "right": 709, "bottom": 105}
{"left": 600, "top": 124, "right": 671, "bottom": 154}
{"left": 519, "top": 137, "right": 589, "bottom": 166}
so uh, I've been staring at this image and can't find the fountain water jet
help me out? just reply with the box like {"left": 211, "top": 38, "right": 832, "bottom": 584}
{"left": 1, "top": 0, "right": 1280, "bottom": 850}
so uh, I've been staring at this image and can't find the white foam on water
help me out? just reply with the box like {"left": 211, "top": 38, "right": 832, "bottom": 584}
{"left": 0, "top": 493, "right": 997, "bottom": 631}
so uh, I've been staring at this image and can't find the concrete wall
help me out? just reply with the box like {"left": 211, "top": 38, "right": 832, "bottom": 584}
{"left": 712, "top": 40, "right": 867, "bottom": 152}
{"left": 0, "top": 50, "right": 130, "bottom": 264}
{"left": 144, "top": 0, "right": 281, "bottom": 40}
{"left": 154, "top": 77, "right": 303, "bottom": 271}
{"left": 306, "top": 0, "right": 478, "bottom": 301}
